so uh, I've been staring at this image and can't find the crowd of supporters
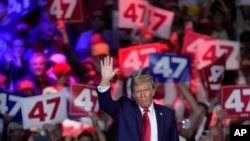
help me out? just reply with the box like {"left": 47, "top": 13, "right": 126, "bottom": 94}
{"left": 0, "top": 0, "right": 250, "bottom": 141}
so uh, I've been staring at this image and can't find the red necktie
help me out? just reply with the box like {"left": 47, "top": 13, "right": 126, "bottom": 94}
{"left": 142, "top": 108, "right": 151, "bottom": 141}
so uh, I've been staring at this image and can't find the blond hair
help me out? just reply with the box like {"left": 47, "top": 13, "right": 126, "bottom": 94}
{"left": 131, "top": 75, "right": 154, "bottom": 92}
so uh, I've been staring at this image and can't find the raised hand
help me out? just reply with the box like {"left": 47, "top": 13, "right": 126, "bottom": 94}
{"left": 100, "top": 56, "right": 119, "bottom": 86}
{"left": 56, "top": 20, "right": 69, "bottom": 44}
{"left": 57, "top": 20, "right": 66, "bottom": 34}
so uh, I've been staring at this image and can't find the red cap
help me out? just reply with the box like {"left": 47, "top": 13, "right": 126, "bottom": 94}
{"left": 52, "top": 62, "right": 72, "bottom": 77}
{"left": 18, "top": 80, "right": 34, "bottom": 91}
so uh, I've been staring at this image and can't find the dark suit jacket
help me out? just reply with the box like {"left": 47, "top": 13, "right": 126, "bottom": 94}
{"left": 97, "top": 88, "right": 180, "bottom": 141}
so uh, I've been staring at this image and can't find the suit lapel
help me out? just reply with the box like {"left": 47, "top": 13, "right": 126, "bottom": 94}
{"left": 135, "top": 103, "right": 142, "bottom": 140}
{"left": 154, "top": 104, "right": 163, "bottom": 141}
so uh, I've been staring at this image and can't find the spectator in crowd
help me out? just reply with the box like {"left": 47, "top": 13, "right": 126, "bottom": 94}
{"left": 15, "top": 52, "right": 56, "bottom": 95}
{"left": 89, "top": 113, "right": 106, "bottom": 141}
{"left": 178, "top": 82, "right": 219, "bottom": 141}
{"left": 28, "top": 21, "right": 63, "bottom": 60}
{"left": 77, "top": 132, "right": 94, "bottom": 141}
{"left": 17, "top": 80, "right": 35, "bottom": 96}
{"left": 97, "top": 56, "right": 179, "bottom": 141}
{"left": 0, "top": 73, "right": 6, "bottom": 89}
{"left": 0, "top": 36, "right": 29, "bottom": 89}
{"left": 43, "top": 123, "right": 66, "bottom": 141}
{"left": 7, "top": 122, "right": 31, "bottom": 141}
{"left": 197, "top": 125, "right": 224, "bottom": 141}
{"left": 56, "top": 20, "right": 94, "bottom": 84}
{"left": 77, "top": 113, "right": 107, "bottom": 141}
{"left": 52, "top": 62, "right": 73, "bottom": 86}
{"left": 203, "top": 0, "right": 235, "bottom": 40}
{"left": 75, "top": 11, "right": 120, "bottom": 60}
{"left": 209, "top": 125, "right": 224, "bottom": 141}
{"left": 14, "top": 22, "right": 30, "bottom": 42}
{"left": 225, "top": 31, "right": 250, "bottom": 85}
{"left": 24, "top": 11, "right": 63, "bottom": 62}
{"left": 0, "top": 0, "right": 17, "bottom": 61}
{"left": 58, "top": 20, "right": 120, "bottom": 87}
{"left": 28, "top": 123, "right": 70, "bottom": 141}
{"left": 45, "top": 53, "right": 76, "bottom": 86}
{"left": 0, "top": 1, "right": 249, "bottom": 141}
{"left": 239, "top": 53, "right": 250, "bottom": 85}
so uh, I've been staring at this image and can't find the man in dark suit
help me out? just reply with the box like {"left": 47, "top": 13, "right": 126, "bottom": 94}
{"left": 97, "top": 56, "right": 180, "bottom": 141}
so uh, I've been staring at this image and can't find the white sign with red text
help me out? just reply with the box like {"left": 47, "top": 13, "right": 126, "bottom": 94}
{"left": 119, "top": 43, "right": 166, "bottom": 77}
{"left": 221, "top": 85, "right": 250, "bottom": 118}
{"left": 69, "top": 84, "right": 101, "bottom": 117}
{"left": 181, "top": 31, "right": 213, "bottom": 58}
{"left": 118, "top": 0, "right": 174, "bottom": 39}
{"left": 21, "top": 91, "right": 67, "bottom": 129}
{"left": 197, "top": 40, "right": 240, "bottom": 70}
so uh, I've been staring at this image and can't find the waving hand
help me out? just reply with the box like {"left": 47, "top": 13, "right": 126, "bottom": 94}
{"left": 99, "top": 56, "right": 119, "bottom": 86}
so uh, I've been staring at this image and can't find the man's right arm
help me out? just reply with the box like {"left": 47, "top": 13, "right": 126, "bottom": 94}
{"left": 97, "top": 56, "right": 120, "bottom": 118}
{"left": 97, "top": 87, "right": 120, "bottom": 119}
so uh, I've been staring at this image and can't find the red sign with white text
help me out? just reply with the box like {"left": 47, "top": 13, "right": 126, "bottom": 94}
{"left": 69, "top": 84, "right": 101, "bottom": 116}
{"left": 221, "top": 85, "right": 250, "bottom": 118}
{"left": 200, "top": 54, "right": 226, "bottom": 100}
{"left": 182, "top": 31, "right": 213, "bottom": 58}
{"left": 21, "top": 91, "right": 67, "bottom": 129}
{"left": 197, "top": 40, "right": 240, "bottom": 70}
{"left": 119, "top": 43, "right": 167, "bottom": 77}
{"left": 118, "top": 0, "right": 174, "bottom": 39}
{"left": 47, "top": 0, "right": 84, "bottom": 23}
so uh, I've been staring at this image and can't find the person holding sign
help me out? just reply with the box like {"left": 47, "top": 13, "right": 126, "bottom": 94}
{"left": 97, "top": 56, "right": 179, "bottom": 141}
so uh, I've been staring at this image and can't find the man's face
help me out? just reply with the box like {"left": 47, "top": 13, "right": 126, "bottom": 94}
{"left": 10, "top": 129, "right": 25, "bottom": 140}
{"left": 30, "top": 56, "right": 46, "bottom": 76}
{"left": 212, "top": 11, "right": 223, "bottom": 26}
{"left": 210, "top": 127, "right": 223, "bottom": 141}
{"left": 91, "top": 16, "right": 104, "bottom": 31}
{"left": 241, "top": 58, "right": 250, "bottom": 85}
{"left": 38, "top": 22, "right": 53, "bottom": 42}
{"left": 11, "top": 39, "right": 25, "bottom": 57}
{"left": 132, "top": 82, "right": 155, "bottom": 109}
{"left": 51, "top": 124, "right": 62, "bottom": 140}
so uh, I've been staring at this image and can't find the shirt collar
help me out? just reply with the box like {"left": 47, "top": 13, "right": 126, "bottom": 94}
{"left": 139, "top": 102, "right": 154, "bottom": 114}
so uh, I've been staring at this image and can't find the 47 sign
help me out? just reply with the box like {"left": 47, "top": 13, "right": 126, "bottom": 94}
{"left": 21, "top": 91, "right": 67, "bottom": 129}
{"left": 0, "top": 90, "right": 28, "bottom": 122}
{"left": 221, "top": 85, "right": 250, "bottom": 118}
{"left": 69, "top": 84, "right": 100, "bottom": 116}
{"left": 149, "top": 53, "right": 191, "bottom": 83}
{"left": 200, "top": 54, "right": 225, "bottom": 100}
{"left": 119, "top": 43, "right": 164, "bottom": 77}
{"left": 197, "top": 40, "right": 240, "bottom": 70}
{"left": 118, "top": 0, "right": 174, "bottom": 39}
{"left": 47, "top": 0, "right": 84, "bottom": 22}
